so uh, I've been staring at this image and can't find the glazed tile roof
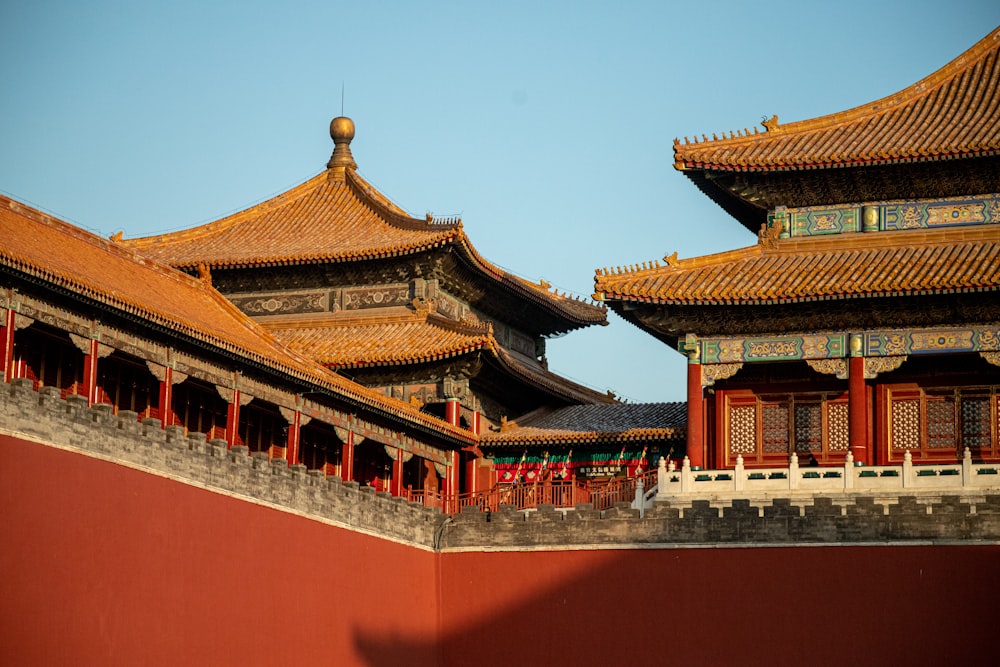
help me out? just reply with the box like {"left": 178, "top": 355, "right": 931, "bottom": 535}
{"left": 481, "top": 402, "right": 685, "bottom": 447}
{"left": 673, "top": 27, "right": 1000, "bottom": 172}
{"left": 122, "top": 150, "right": 606, "bottom": 332}
{"left": 266, "top": 311, "right": 615, "bottom": 405}
{"left": 124, "top": 170, "right": 461, "bottom": 269}
{"left": 268, "top": 313, "right": 495, "bottom": 368}
{"left": 595, "top": 226, "right": 1000, "bottom": 305}
{"left": 0, "top": 195, "right": 476, "bottom": 445}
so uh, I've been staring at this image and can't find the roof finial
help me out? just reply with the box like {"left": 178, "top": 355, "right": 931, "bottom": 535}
{"left": 327, "top": 116, "right": 358, "bottom": 175}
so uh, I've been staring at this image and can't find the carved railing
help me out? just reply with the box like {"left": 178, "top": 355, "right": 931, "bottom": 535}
{"left": 655, "top": 449, "right": 1000, "bottom": 500}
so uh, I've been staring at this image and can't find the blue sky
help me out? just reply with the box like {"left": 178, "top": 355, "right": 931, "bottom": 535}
{"left": 2, "top": 1, "right": 998, "bottom": 403}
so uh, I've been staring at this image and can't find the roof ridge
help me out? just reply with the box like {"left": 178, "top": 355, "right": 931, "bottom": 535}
{"left": 123, "top": 172, "right": 329, "bottom": 248}
{"left": 345, "top": 169, "right": 462, "bottom": 232}
{"left": 674, "top": 26, "right": 1000, "bottom": 161}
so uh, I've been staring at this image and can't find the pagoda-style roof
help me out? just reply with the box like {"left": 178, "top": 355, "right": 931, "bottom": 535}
{"left": 481, "top": 402, "right": 685, "bottom": 447}
{"left": 268, "top": 311, "right": 495, "bottom": 368}
{"left": 595, "top": 225, "right": 1000, "bottom": 347}
{"left": 597, "top": 226, "right": 1000, "bottom": 306}
{"left": 266, "top": 310, "right": 615, "bottom": 406}
{"left": 122, "top": 117, "right": 606, "bottom": 337}
{"left": 673, "top": 27, "right": 1000, "bottom": 231}
{"left": 0, "top": 194, "right": 476, "bottom": 445}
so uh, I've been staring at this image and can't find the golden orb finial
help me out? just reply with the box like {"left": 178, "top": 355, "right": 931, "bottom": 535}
{"left": 327, "top": 115, "right": 357, "bottom": 174}
{"left": 330, "top": 116, "right": 355, "bottom": 143}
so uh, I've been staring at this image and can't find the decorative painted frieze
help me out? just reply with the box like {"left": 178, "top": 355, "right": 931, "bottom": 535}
{"left": 343, "top": 285, "right": 410, "bottom": 310}
{"left": 775, "top": 193, "right": 1000, "bottom": 237}
{"left": 864, "top": 327, "right": 1000, "bottom": 357}
{"left": 695, "top": 326, "right": 1000, "bottom": 366}
{"left": 701, "top": 334, "right": 847, "bottom": 364}
{"left": 230, "top": 291, "right": 329, "bottom": 316}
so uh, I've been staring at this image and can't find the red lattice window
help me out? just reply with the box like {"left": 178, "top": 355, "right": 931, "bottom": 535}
{"left": 724, "top": 392, "right": 849, "bottom": 466}
{"left": 888, "top": 386, "right": 999, "bottom": 461}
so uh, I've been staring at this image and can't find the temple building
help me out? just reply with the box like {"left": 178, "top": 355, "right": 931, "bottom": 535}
{"left": 0, "top": 192, "right": 485, "bottom": 504}
{"left": 595, "top": 27, "right": 1000, "bottom": 470}
{"left": 0, "top": 115, "right": 681, "bottom": 502}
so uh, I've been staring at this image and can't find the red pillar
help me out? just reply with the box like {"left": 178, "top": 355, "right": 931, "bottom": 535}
{"left": 849, "top": 355, "right": 867, "bottom": 465}
{"left": 1, "top": 309, "right": 14, "bottom": 381}
{"left": 391, "top": 451, "right": 404, "bottom": 497}
{"left": 445, "top": 398, "right": 461, "bottom": 426}
{"left": 446, "top": 449, "right": 460, "bottom": 513}
{"left": 285, "top": 410, "right": 301, "bottom": 466}
{"left": 686, "top": 360, "right": 704, "bottom": 468}
{"left": 465, "top": 456, "right": 477, "bottom": 494}
{"left": 470, "top": 410, "right": 481, "bottom": 435}
{"left": 82, "top": 339, "right": 99, "bottom": 407}
{"left": 157, "top": 366, "right": 174, "bottom": 427}
{"left": 444, "top": 398, "right": 462, "bottom": 511}
{"left": 225, "top": 388, "right": 241, "bottom": 448}
{"left": 341, "top": 431, "right": 354, "bottom": 482}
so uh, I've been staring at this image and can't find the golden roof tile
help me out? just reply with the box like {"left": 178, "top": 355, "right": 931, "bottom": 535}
{"left": 595, "top": 226, "right": 1000, "bottom": 305}
{"left": 266, "top": 311, "right": 615, "bottom": 405}
{"left": 268, "top": 312, "right": 495, "bottom": 368}
{"left": 0, "top": 195, "right": 477, "bottom": 445}
{"left": 674, "top": 27, "right": 1000, "bottom": 171}
{"left": 122, "top": 119, "right": 607, "bottom": 332}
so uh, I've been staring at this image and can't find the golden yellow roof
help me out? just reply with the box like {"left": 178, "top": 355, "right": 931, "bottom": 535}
{"left": 269, "top": 312, "right": 495, "bottom": 368}
{"left": 123, "top": 169, "right": 461, "bottom": 269}
{"left": 596, "top": 226, "right": 1000, "bottom": 305}
{"left": 0, "top": 194, "right": 477, "bottom": 444}
{"left": 122, "top": 120, "right": 607, "bottom": 333}
{"left": 266, "top": 310, "right": 615, "bottom": 405}
{"left": 674, "top": 27, "right": 1000, "bottom": 172}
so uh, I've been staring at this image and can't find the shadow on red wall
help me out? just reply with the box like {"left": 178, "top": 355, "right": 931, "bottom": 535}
{"left": 354, "top": 543, "right": 998, "bottom": 667}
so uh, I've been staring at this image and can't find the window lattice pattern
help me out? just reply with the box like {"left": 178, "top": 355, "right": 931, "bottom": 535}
{"left": 927, "top": 396, "right": 956, "bottom": 449}
{"left": 892, "top": 400, "right": 921, "bottom": 450}
{"left": 961, "top": 398, "right": 991, "bottom": 449}
{"left": 729, "top": 405, "right": 756, "bottom": 455}
{"left": 762, "top": 404, "right": 789, "bottom": 453}
{"left": 828, "top": 402, "right": 849, "bottom": 451}
{"left": 794, "top": 403, "right": 822, "bottom": 452}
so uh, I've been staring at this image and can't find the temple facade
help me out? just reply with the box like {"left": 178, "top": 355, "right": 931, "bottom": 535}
{"left": 595, "top": 27, "right": 1000, "bottom": 470}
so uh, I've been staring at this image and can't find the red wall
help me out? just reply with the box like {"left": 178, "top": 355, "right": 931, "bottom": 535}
{"left": 2, "top": 435, "right": 997, "bottom": 666}
{"left": 0, "top": 436, "right": 441, "bottom": 667}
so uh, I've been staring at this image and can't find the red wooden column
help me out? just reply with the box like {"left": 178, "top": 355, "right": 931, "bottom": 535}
{"left": 390, "top": 448, "right": 404, "bottom": 496}
{"left": 340, "top": 430, "right": 355, "bottom": 482}
{"left": 445, "top": 449, "right": 460, "bottom": 514}
{"left": 224, "top": 387, "right": 242, "bottom": 448}
{"left": 81, "top": 339, "right": 101, "bottom": 406}
{"left": 464, "top": 455, "right": 478, "bottom": 496}
{"left": 849, "top": 349, "right": 868, "bottom": 465}
{"left": 444, "top": 397, "right": 463, "bottom": 511}
{"left": 445, "top": 398, "right": 461, "bottom": 427}
{"left": 685, "top": 338, "right": 704, "bottom": 468}
{"left": 1, "top": 308, "right": 15, "bottom": 381}
{"left": 284, "top": 408, "right": 303, "bottom": 466}
{"left": 158, "top": 366, "right": 175, "bottom": 426}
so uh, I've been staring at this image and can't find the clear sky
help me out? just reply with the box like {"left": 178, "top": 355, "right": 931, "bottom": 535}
{"left": 2, "top": 1, "right": 998, "bottom": 403}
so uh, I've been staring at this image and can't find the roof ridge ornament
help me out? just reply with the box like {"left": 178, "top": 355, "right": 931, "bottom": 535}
{"left": 327, "top": 116, "right": 358, "bottom": 178}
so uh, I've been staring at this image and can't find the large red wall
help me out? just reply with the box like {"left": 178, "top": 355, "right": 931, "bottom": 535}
{"left": 2, "top": 435, "right": 997, "bottom": 666}
{"left": 0, "top": 436, "right": 441, "bottom": 667}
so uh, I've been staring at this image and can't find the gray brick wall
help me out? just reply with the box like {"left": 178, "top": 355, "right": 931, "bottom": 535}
{"left": 3, "top": 377, "right": 998, "bottom": 553}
